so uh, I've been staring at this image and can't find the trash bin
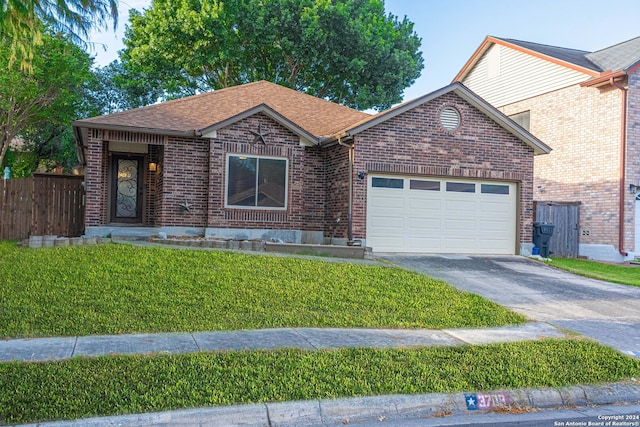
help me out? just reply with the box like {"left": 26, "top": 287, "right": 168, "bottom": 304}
{"left": 532, "top": 222, "right": 554, "bottom": 257}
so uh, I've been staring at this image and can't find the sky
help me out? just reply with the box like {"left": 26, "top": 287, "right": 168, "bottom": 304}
{"left": 88, "top": 0, "right": 640, "bottom": 102}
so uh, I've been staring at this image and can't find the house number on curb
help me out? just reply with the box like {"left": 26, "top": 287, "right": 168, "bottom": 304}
{"left": 464, "top": 392, "right": 510, "bottom": 410}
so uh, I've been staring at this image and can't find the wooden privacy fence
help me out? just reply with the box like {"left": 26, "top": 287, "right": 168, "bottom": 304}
{"left": 534, "top": 201, "right": 581, "bottom": 258}
{"left": 0, "top": 174, "right": 85, "bottom": 240}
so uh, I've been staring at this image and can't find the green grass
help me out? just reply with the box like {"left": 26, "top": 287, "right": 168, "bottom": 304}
{"left": 550, "top": 258, "right": 640, "bottom": 287}
{"left": 1, "top": 339, "right": 638, "bottom": 425}
{"left": 0, "top": 242, "right": 524, "bottom": 338}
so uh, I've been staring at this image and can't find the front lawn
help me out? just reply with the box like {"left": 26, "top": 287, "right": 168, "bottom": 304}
{"left": 550, "top": 258, "right": 640, "bottom": 287}
{"left": 1, "top": 339, "right": 639, "bottom": 425}
{"left": 0, "top": 242, "right": 524, "bottom": 338}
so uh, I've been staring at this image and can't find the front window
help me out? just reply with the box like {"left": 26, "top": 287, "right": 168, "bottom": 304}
{"left": 226, "top": 155, "right": 287, "bottom": 209}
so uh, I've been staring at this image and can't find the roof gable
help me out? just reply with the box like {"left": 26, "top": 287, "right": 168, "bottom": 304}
{"left": 455, "top": 35, "right": 640, "bottom": 84}
{"left": 455, "top": 37, "right": 602, "bottom": 83}
{"left": 73, "top": 81, "right": 370, "bottom": 140}
{"left": 337, "top": 82, "right": 551, "bottom": 155}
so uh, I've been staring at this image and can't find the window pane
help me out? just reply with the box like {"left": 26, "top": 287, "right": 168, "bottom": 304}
{"left": 227, "top": 156, "right": 257, "bottom": 206}
{"left": 372, "top": 177, "right": 404, "bottom": 189}
{"left": 446, "top": 182, "right": 475, "bottom": 193}
{"left": 481, "top": 184, "right": 510, "bottom": 195}
{"left": 410, "top": 180, "right": 440, "bottom": 191}
{"left": 257, "top": 158, "right": 286, "bottom": 207}
{"left": 509, "top": 111, "right": 530, "bottom": 131}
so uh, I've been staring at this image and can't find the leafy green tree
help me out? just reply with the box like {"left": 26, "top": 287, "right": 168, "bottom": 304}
{"left": 121, "top": 0, "right": 423, "bottom": 111}
{"left": 0, "top": 27, "right": 96, "bottom": 173}
{"left": 0, "top": 0, "right": 117, "bottom": 71}
{"left": 89, "top": 60, "right": 165, "bottom": 115}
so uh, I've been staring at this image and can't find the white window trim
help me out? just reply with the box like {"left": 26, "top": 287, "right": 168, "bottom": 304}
{"left": 225, "top": 154, "right": 289, "bottom": 210}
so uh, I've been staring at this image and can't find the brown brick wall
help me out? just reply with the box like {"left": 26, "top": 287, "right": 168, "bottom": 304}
{"left": 323, "top": 143, "right": 351, "bottom": 239}
{"left": 84, "top": 129, "right": 108, "bottom": 226}
{"left": 206, "top": 113, "right": 325, "bottom": 232}
{"left": 499, "top": 83, "right": 626, "bottom": 249}
{"left": 352, "top": 92, "right": 535, "bottom": 245}
{"left": 158, "top": 136, "right": 209, "bottom": 227}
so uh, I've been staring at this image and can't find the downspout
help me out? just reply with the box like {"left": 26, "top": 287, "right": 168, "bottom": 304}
{"left": 337, "top": 137, "right": 354, "bottom": 243}
{"left": 610, "top": 77, "right": 628, "bottom": 257}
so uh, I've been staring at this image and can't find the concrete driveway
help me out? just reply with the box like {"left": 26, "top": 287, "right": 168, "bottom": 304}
{"left": 383, "top": 255, "right": 640, "bottom": 358}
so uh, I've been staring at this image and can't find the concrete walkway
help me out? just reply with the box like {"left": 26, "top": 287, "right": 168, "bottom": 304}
{"left": 5, "top": 323, "right": 640, "bottom": 427}
{"left": 0, "top": 322, "right": 563, "bottom": 362}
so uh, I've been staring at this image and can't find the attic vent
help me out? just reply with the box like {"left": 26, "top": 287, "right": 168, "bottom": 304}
{"left": 439, "top": 107, "right": 461, "bottom": 131}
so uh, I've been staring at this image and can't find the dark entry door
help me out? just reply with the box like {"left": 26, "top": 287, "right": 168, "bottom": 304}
{"left": 111, "top": 156, "right": 143, "bottom": 223}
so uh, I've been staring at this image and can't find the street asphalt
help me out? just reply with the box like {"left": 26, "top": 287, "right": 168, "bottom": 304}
{"left": 5, "top": 253, "right": 640, "bottom": 426}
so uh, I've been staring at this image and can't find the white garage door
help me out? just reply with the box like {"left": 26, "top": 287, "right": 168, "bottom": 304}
{"left": 366, "top": 175, "right": 517, "bottom": 254}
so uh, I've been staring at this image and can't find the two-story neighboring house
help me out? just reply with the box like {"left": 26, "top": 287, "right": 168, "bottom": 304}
{"left": 455, "top": 36, "right": 640, "bottom": 262}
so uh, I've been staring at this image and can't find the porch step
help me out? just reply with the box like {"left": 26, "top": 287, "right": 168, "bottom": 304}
{"left": 109, "top": 233, "right": 151, "bottom": 242}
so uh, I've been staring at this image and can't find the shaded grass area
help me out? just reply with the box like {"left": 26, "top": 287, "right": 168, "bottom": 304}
{"left": 550, "top": 258, "right": 640, "bottom": 287}
{"left": 1, "top": 339, "right": 638, "bottom": 425}
{"left": 0, "top": 242, "right": 525, "bottom": 338}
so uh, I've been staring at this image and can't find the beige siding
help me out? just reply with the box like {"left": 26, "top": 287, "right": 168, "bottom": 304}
{"left": 463, "top": 44, "right": 592, "bottom": 107}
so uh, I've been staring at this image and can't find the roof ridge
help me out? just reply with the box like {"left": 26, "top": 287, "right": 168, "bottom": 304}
{"left": 588, "top": 35, "right": 640, "bottom": 56}
{"left": 494, "top": 36, "right": 591, "bottom": 55}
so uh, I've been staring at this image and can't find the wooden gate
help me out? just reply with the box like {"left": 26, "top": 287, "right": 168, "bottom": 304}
{"left": 0, "top": 174, "right": 85, "bottom": 240}
{"left": 534, "top": 201, "right": 580, "bottom": 258}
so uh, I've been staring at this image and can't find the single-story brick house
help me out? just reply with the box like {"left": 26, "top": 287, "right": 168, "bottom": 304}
{"left": 73, "top": 80, "right": 550, "bottom": 254}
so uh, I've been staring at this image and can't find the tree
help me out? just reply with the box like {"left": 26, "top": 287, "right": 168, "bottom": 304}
{"left": 121, "top": 0, "right": 423, "bottom": 111}
{"left": 89, "top": 60, "right": 164, "bottom": 115}
{"left": 0, "top": 27, "right": 96, "bottom": 172}
{"left": 0, "top": 0, "right": 118, "bottom": 71}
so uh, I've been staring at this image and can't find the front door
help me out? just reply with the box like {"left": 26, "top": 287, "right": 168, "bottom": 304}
{"left": 111, "top": 155, "right": 143, "bottom": 223}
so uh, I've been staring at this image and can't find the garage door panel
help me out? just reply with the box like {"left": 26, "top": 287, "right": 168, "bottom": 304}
{"left": 408, "top": 199, "right": 442, "bottom": 211}
{"left": 444, "top": 219, "right": 477, "bottom": 231}
{"left": 368, "top": 195, "right": 405, "bottom": 209}
{"left": 407, "top": 218, "right": 441, "bottom": 230}
{"left": 445, "top": 200, "right": 477, "bottom": 211}
{"left": 367, "top": 176, "right": 516, "bottom": 254}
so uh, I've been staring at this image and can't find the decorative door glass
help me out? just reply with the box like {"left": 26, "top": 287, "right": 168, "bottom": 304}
{"left": 116, "top": 159, "right": 138, "bottom": 218}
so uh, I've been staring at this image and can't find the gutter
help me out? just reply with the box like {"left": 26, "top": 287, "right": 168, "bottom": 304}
{"left": 337, "top": 137, "right": 355, "bottom": 244}
{"left": 609, "top": 76, "right": 629, "bottom": 257}
{"left": 580, "top": 70, "right": 625, "bottom": 87}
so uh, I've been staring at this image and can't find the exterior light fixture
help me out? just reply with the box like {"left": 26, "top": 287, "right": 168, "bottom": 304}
{"left": 149, "top": 162, "right": 157, "bottom": 172}
{"left": 630, "top": 183, "right": 638, "bottom": 194}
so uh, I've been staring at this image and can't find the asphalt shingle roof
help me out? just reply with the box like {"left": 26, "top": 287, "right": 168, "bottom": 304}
{"left": 495, "top": 36, "right": 640, "bottom": 73}
{"left": 75, "top": 80, "right": 370, "bottom": 138}
{"left": 495, "top": 37, "right": 601, "bottom": 71}
{"left": 585, "top": 36, "right": 640, "bottom": 72}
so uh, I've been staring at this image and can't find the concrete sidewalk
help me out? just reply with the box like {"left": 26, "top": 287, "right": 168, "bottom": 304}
{"left": 5, "top": 324, "right": 640, "bottom": 426}
{"left": 0, "top": 322, "right": 563, "bottom": 362}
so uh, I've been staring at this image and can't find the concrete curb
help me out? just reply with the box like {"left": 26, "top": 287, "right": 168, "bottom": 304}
{"left": 26, "top": 382, "right": 640, "bottom": 427}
